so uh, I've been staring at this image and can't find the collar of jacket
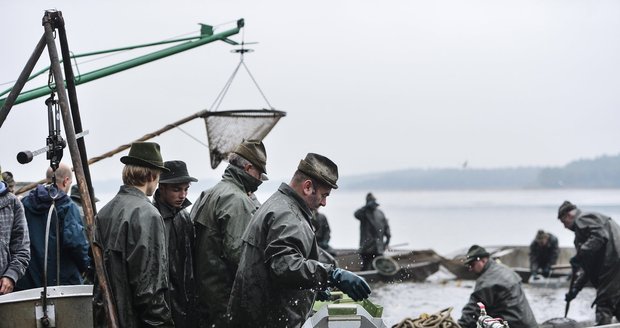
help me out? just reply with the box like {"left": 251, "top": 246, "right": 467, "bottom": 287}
{"left": 479, "top": 258, "right": 494, "bottom": 276}
{"left": 223, "top": 164, "right": 263, "bottom": 193}
{"left": 278, "top": 183, "right": 313, "bottom": 223}
{"left": 152, "top": 188, "right": 191, "bottom": 219}
{"left": 26, "top": 184, "right": 70, "bottom": 212}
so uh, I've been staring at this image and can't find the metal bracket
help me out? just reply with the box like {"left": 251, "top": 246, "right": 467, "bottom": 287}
{"left": 35, "top": 302, "right": 56, "bottom": 328}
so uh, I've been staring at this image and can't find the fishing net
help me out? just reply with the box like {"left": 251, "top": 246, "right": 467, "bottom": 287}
{"left": 203, "top": 109, "right": 285, "bottom": 169}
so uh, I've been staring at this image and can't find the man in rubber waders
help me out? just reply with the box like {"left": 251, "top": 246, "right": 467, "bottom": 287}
{"left": 529, "top": 229, "right": 560, "bottom": 280}
{"left": 458, "top": 245, "right": 537, "bottom": 328}
{"left": 354, "top": 192, "right": 391, "bottom": 270}
{"left": 557, "top": 200, "right": 620, "bottom": 325}
{"left": 93, "top": 142, "right": 174, "bottom": 327}
{"left": 227, "top": 153, "right": 371, "bottom": 328}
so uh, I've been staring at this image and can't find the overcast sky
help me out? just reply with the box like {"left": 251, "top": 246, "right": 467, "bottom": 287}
{"left": 2, "top": 0, "right": 620, "bottom": 184}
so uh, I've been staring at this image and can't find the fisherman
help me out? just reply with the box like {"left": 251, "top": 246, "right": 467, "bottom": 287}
{"left": 69, "top": 184, "right": 99, "bottom": 223}
{"left": 17, "top": 162, "right": 90, "bottom": 290}
{"left": 557, "top": 200, "right": 620, "bottom": 325}
{"left": 458, "top": 245, "right": 537, "bottom": 328}
{"left": 529, "top": 229, "right": 560, "bottom": 279}
{"left": 153, "top": 160, "right": 198, "bottom": 328}
{"left": 190, "top": 139, "right": 267, "bottom": 327}
{"left": 354, "top": 192, "right": 391, "bottom": 270}
{"left": 92, "top": 142, "right": 174, "bottom": 327}
{"left": 0, "top": 167, "right": 30, "bottom": 295}
{"left": 227, "top": 153, "right": 371, "bottom": 328}
{"left": 313, "top": 208, "right": 336, "bottom": 256}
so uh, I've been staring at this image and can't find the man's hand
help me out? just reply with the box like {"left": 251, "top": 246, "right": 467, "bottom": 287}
{"left": 329, "top": 268, "right": 371, "bottom": 301}
{"left": 316, "top": 290, "right": 331, "bottom": 301}
{"left": 0, "top": 277, "right": 15, "bottom": 295}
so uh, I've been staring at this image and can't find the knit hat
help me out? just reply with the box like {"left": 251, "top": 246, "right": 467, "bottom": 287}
{"left": 297, "top": 153, "right": 339, "bottom": 189}
{"left": 558, "top": 200, "right": 577, "bottom": 219}
{"left": 464, "top": 245, "right": 490, "bottom": 265}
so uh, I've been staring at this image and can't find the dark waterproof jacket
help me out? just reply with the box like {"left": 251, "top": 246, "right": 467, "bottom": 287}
{"left": 570, "top": 210, "right": 620, "bottom": 305}
{"left": 227, "top": 183, "right": 334, "bottom": 328}
{"left": 458, "top": 260, "right": 537, "bottom": 328}
{"left": 354, "top": 204, "right": 391, "bottom": 255}
{"left": 17, "top": 184, "right": 90, "bottom": 289}
{"left": 529, "top": 233, "right": 560, "bottom": 271}
{"left": 93, "top": 185, "right": 173, "bottom": 328}
{"left": 0, "top": 184, "right": 30, "bottom": 284}
{"left": 190, "top": 165, "right": 261, "bottom": 326}
{"left": 154, "top": 190, "right": 196, "bottom": 328}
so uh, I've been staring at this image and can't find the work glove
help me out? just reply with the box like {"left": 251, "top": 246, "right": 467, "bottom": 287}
{"left": 565, "top": 288, "right": 579, "bottom": 302}
{"left": 542, "top": 266, "right": 551, "bottom": 278}
{"left": 316, "top": 290, "right": 332, "bottom": 302}
{"left": 329, "top": 268, "right": 371, "bottom": 301}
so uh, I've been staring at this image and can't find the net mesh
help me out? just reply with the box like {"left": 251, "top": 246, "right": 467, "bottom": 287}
{"left": 204, "top": 109, "right": 286, "bottom": 169}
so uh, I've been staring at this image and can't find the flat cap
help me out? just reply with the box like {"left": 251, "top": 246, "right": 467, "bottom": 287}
{"left": 558, "top": 200, "right": 577, "bottom": 219}
{"left": 297, "top": 153, "right": 338, "bottom": 189}
{"left": 234, "top": 139, "right": 267, "bottom": 174}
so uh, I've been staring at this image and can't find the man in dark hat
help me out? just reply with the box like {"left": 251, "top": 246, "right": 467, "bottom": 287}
{"left": 458, "top": 245, "right": 537, "bottom": 328}
{"left": 190, "top": 139, "right": 268, "bottom": 327}
{"left": 153, "top": 160, "right": 198, "bottom": 328}
{"left": 70, "top": 184, "right": 100, "bottom": 223}
{"left": 354, "top": 192, "right": 391, "bottom": 270}
{"left": 557, "top": 200, "right": 620, "bottom": 325}
{"left": 529, "top": 229, "right": 559, "bottom": 280}
{"left": 227, "top": 153, "right": 371, "bottom": 328}
{"left": 93, "top": 142, "right": 174, "bottom": 327}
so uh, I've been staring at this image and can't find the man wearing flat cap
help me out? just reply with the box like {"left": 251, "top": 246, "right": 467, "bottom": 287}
{"left": 153, "top": 160, "right": 198, "bottom": 327}
{"left": 557, "top": 200, "right": 620, "bottom": 325}
{"left": 227, "top": 153, "right": 371, "bottom": 328}
{"left": 190, "top": 139, "right": 268, "bottom": 327}
{"left": 458, "top": 245, "right": 537, "bottom": 328}
{"left": 529, "top": 229, "right": 559, "bottom": 280}
{"left": 354, "top": 192, "right": 391, "bottom": 270}
{"left": 93, "top": 142, "right": 174, "bottom": 327}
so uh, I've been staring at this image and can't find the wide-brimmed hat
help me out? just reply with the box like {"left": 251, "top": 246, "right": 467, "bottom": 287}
{"left": 297, "top": 153, "right": 338, "bottom": 189}
{"left": 558, "top": 200, "right": 577, "bottom": 219}
{"left": 159, "top": 160, "right": 198, "bottom": 184}
{"left": 233, "top": 139, "right": 267, "bottom": 175}
{"left": 463, "top": 245, "right": 490, "bottom": 265}
{"left": 120, "top": 142, "right": 169, "bottom": 171}
{"left": 70, "top": 184, "right": 100, "bottom": 203}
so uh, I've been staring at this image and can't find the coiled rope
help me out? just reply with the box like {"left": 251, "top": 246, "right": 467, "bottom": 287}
{"left": 392, "top": 307, "right": 462, "bottom": 328}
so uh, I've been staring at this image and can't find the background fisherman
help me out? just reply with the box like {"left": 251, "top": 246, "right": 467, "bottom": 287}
{"left": 17, "top": 162, "right": 90, "bottom": 290}
{"left": 313, "top": 208, "right": 336, "bottom": 256}
{"left": 93, "top": 142, "right": 174, "bottom": 327}
{"left": 557, "top": 200, "right": 620, "bottom": 325}
{"left": 70, "top": 183, "right": 99, "bottom": 223}
{"left": 458, "top": 245, "right": 537, "bottom": 328}
{"left": 529, "top": 229, "right": 560, "bottom": 279}
{"left": 153, "top": 160, "right": 198, "bottom": 328}
{"left": 0, "top": 168, "right": 30, "bottom": 294}
{"left": 354, "top": 192, "right": 391, "bottom": 270}
{"left": 227, "top": 153, "right": 371, "bottom": 328}
{"left": 190, "top": 139, "right": 267, "bottom": 327}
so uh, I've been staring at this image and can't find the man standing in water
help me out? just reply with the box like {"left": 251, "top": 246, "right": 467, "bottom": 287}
{"left": 228, "top": 153, "right": 371, "bottom": 328}
{"left": 93, "top": 142, "right": 174, "bottom": 327}
{"left": 153, "top": 160, "right": 198, "bottom": 328}
{"left": 458, "top": 245, "right": 537, "bottom": 328}
{"left": 557, "top": 200, "right": 620, "bottom": 325}
{"left": 354, "top": 192, "right": 391, "bottom": 270}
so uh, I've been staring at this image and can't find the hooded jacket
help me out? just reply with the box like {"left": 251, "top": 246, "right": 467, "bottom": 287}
{"left": 93, "top": 185, "right": 173, "bottom": 328}
{"left": 227, "top": 183, "right": 333, "bottom": 328}
{"left": 190, "top": 164, "right": 262, "bottom": 326}
{"left": 153, "top": 189, "right": 196, "bottom": 328}
{"left": 458, "top": 260, "right": 537, "bottom": 328}
{"left": 0, "top": 182, "right": 30, "bottom": 284}
{"left": 17, "top": 184, "right": 89, "bottom": 289}
{"left": 354, "top": 203, "right": 391, "bottom": 255}
{"left": 570, "top": 210, "right": 620, "bottom": 305}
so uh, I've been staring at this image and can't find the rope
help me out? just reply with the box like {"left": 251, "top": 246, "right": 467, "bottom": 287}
{"left": 392, "top": 307, "right": 462, "bottom": 328}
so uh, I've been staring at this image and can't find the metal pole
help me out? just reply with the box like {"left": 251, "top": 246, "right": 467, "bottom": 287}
{"left": 0, "top": 34, "right": 47, "bottom": 128}
{"left": 42, "top": 10, "right": 119, "bottom": 328}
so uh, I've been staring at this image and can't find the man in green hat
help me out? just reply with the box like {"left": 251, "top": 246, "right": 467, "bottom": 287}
{"left": 190, "top": 139, "right": 268, "bottom": 327}
{"left": 458, "top": 245, "right": 537, "bottom": 328}
{"left": 227, "top": 153, "right": 371, "bottom": 328}
{"left": 93, "top": 142, "right": 174, "bottom": 327}
{"left": 557, "top": 200, "right": 620, "bottom": 325}
{"left": 153, "top": 160, "right": 198, "bottom": 328}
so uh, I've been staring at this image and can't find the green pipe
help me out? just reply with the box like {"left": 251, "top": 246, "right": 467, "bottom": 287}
{"left": 0, "top": 19, "right": 243, "bottom": 107}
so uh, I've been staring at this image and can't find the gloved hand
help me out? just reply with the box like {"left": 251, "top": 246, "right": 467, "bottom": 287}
{"left": 329, "top": 268, "right": 371, "bottom": 301}
{"left": 565, "top": 288, "right": 579, "bottom": 302}
{"left": 541, "top": 266, "right": 551, "bottom": 278}
{"left": 316, "top": 290, "right": 331, "bottom": 301}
